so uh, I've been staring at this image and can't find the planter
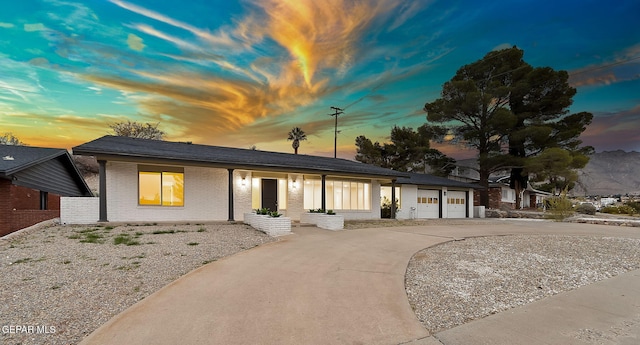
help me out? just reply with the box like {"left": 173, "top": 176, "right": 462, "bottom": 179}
{"left": 300, "top": 213, "right": 344, "bottom": 231}
{"left": 244, "top": 213, "right": 291, "bottom": 236}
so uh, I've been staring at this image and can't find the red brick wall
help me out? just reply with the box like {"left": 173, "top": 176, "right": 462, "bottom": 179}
{"left": 10, "top": 185, "right": 61, "bottom": 210}
{"left": 0, "top": 179, "right": 11, "bottom": 236}
{"left": 0, "top": 180, "right": 61, "bottom": 237}
{"left": 473, "top": 187, "right": 503, "bottom": 209}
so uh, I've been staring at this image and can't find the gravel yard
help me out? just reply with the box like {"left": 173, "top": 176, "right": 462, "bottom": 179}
{"left": 1, "top": 222, "right": 274, "bottom": 345}
{"left": 405, "top": 234, "right": 640, "bottom": 334}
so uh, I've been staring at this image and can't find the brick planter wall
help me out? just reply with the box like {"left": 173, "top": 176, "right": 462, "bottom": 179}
{"left": 244, "top": 213, "right": 291, "bottom": 236}
{"left": 300, "top": 213, "right": 344, "bottom": 230}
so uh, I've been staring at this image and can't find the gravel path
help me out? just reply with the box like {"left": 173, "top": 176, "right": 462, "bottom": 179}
{"left": 405, "top": 234, "right": 640, "bottom": 334}
{"left": 1, "top": 223, "right": 274, "bottom": 345}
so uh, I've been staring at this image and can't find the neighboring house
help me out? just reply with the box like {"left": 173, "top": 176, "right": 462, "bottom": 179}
{"left": 0, "top": 145, "right": 92, "bottom": 236}
{"left": 474, "top": 176, "right": 549, "bottom": 210}
{"left": 393, "top": 173, "right": 479, "bottom": 219}
{"left": 72, "top": 136, "right": 411, "bottom": 223}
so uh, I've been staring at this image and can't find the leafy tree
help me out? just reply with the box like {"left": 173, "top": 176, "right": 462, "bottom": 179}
{"left": 0, "top": 132, "right": 27, "bottom": 145}
{"left": 355, "top": 125, "right": 455, "bottom": 176}
{"left": 109, "top": 120, "right": 165, "bottom": 140}
{"left": 526, "top": 147, "right": 589, "bottom": 195}
{"left": 287, "top": 127, "right": 307, "bottom": 154}
{"left": 424, "top": 47, "right": 592, "bottom": 207}
{"left": 507, "top": 58, "right": 593, "bottom": 207}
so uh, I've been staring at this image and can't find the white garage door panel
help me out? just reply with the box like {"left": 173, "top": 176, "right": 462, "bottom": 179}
{"left": 417, "top": 190, "right": 440, "bottom": 218}
{"left": 447, "top": 191, "right": 467, "bottom": 218}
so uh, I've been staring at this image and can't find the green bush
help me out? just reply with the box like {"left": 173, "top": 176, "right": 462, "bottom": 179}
{"left": 575, "top": 203, "right": 596, "bottom": 215}
{"left": 625, "top": 201, "right": 640, "bottom": 213}
{"left": 601, "top": 205, "right": 636, "bottom": 215}
{"left": 269, "top": 211, "right": 282, "bottom": 218}
{"left": 545, "top": 196, "right": 573, "bottom": 220}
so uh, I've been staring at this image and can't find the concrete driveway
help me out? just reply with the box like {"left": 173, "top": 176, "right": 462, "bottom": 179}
{"left": 80, "top": 220, "right": 640, "bottom": 345}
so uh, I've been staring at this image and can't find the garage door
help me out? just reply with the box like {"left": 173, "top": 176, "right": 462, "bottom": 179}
{"left": 447, "top": 191, "right": 467, "bottom": 218}
{"left": 417, "top": 190, "right": 440, "bottom": 218}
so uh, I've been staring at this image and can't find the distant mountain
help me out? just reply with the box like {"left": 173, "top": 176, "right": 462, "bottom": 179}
{"left": 573, "top": 150, "right": 640, "bottom": 196}
{"left": 451, "top": 151, "right": 640, "bottom": 196}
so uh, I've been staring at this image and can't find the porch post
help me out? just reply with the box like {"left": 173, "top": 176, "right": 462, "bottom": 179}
{"left": 391, "top": 179, "right": 397, "bottom": 219}
{"left": 321, "top": 175, "right": 326, "bottom": 211}
{"left": 98, "top": 160, "right": 108, "bottom": 222}
{"left": 228, "top": 169, "right": 235, "bottom": 222}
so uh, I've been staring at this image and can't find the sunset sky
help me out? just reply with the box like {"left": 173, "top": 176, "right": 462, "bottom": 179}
{"left": 1, "top": 0, "right": 639, "bottom": 159}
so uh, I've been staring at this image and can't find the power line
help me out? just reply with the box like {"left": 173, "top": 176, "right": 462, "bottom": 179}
{"left": 329, "top": 106, "right": 343, "bottom": 158}
{"left": 569, "top": 55, "right": 640, "bottom": 76}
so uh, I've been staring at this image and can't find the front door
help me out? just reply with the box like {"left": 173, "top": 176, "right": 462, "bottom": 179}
{"left": 261, "top": 179, "right": 278, "bottom": 212}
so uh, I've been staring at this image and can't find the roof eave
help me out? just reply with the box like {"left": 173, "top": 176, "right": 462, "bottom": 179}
{"left": 74, "top": 150, "right": 406, "bottom": 180}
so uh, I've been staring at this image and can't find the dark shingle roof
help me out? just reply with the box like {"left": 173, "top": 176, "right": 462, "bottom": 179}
{"left": 0, "top": 145, "right": 92, "bottom": 196}
{"left": 1, "top": 145, "right": 66, "bottom": 175}
{"left": 397, "top": 173, "right": 481, "bottom": 189}
{"left": 73, "top": 136, "right": 409, "bottom": 179}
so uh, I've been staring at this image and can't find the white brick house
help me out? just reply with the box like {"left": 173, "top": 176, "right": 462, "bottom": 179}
{"left": 71, "top": 136, "right": 404, "bottom": 223}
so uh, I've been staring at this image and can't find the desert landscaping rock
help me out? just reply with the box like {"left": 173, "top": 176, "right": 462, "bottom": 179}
{"left": 405, "top": 234, "right": 640, "bottom": 334}
{"left": 1, "top": 223, "right": 274, "bottom": 345}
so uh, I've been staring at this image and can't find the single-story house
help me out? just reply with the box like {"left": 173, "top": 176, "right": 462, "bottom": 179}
{"left": 0, "top": 145, "right": 92, "bottom": 236}
{"left": 391, "top": 173, "right": 479, "bottom": 219}
{"left": 71, "top": 136, "right": 479, "bottom": 224}
{"left": 72, "top": 136, "right": 410, "bottom": 223}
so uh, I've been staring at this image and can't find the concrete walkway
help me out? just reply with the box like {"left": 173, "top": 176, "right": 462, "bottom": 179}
{"left": 80, "top": 220, "right": 640, "bottom": 345}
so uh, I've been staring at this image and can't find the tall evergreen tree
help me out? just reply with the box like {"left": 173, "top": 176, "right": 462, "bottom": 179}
{"left": 424, "top": 47, "right": 592, "bottom": 207}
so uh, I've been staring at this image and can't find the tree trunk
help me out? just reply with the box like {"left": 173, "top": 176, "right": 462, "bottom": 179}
{"left": 292, "top": 139, "right": 299, "bottom": 154}
{"left": 513, "top": 178, "right": 523, "bottom": 209}
{"left": 478, "top": 168, "right": 490, "bottom": 207}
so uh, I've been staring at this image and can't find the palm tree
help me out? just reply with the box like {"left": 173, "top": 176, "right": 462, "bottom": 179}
{"left": 287, "top": 127, "right": 307, "bottom": 154}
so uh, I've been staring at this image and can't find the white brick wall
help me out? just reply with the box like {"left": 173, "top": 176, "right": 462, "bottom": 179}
{"left": 396, "top": 184, "right": 418, "bottom": 220}
{"left": 234, "top": 170, "right": 252, "bottom": 221}
{"left": 60, "top": 197, "right": 99, "bottom": 224}
{"left": 287, "top": 174, "right": 305, "bottom": 221}
{"left": 243, "top": 213, "right": 291, "bottom": 236}
{"left": 300, "top": 213, "right": 344, "bottom": 230}
{"left": 106, "top": 162, "right": 228, "bottom": 222}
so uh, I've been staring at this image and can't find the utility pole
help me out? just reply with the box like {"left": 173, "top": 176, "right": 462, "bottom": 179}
{"left": 329, "top": 106, "right": 343, "bottom": 158}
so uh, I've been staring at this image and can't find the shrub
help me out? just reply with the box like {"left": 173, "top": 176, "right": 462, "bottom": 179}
{"left": 269, "top": 211, "right": 282, "bottom": 218}
{"left": 625, "top": 201, "right": 640, "bottom": 213}
{"left": 256, "top": 208, "right": 270, "bottom": 215}
{"left": 601, "top": 205, "right": 636, "bottom": 215}
{"left": 575, "top": 203, "right": 596, "bottom": 215}
{"left": 309, "top": 208, "right": 325, "bottom": 213}
{"left": 545, "top": 196, "right": 573, "bottom": 220}
{"left": 326, "top": 210, "right": 336, "bottom": 215}
{"left": 380, "top": 196, "right": 398, "bottom": 219}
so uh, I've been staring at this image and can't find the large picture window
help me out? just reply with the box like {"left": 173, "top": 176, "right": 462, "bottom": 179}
{"left": 139, "top": 166, "right": 184, "bottom": 206}
{"left": 304, "top": 178, "right": 370, "bottom": 210}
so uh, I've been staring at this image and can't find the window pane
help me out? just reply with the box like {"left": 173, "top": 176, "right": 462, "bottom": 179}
{"left": 162, "top": 172, "right": 184, "bottom": 206}
{"left": 350, "top": 182, "right": 358, "bottom": 210}
{"left": 363, "top": 183, "right": 370, "bottom": 210}
{"left": 139, "top": 172, "right": 161, "bottom": 205}
{"left": 326, "top": 181, "right": 334, "bottom": 210}
{"left": 252, "top": 178, "right": 261, "bottom": 209}
{"left": 334, "top": 181, "right": 343, "bottom": 209}
{"left": 278, "top": 178, "right": 287, "bottom": 209}
{"left": 304, "top": 179, "right": 314, "bottom": 209}
{"left": 313, "top": 180, "right": 322, "bottom": 209}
